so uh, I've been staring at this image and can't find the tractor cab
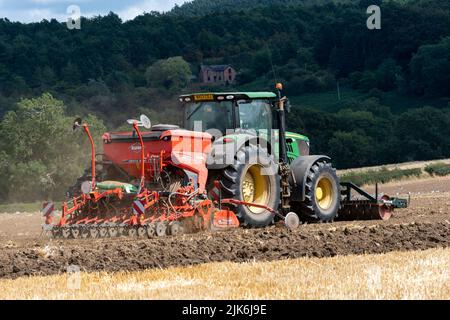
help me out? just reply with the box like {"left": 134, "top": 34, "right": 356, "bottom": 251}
{"left": 179, "top": 92, "right": 311, "bottom": 163}
{"left": 180, "top": 92, "right": 275, "bottom": 135}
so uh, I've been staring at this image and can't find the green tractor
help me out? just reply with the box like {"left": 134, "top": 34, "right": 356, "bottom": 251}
{"left": 179, "top": 86, "right": 342, "bottom": 228}
{"left": 49, "top": 85, "right": 407, "bottom": 240}
{"left": 46, "top": 85, "right": 407, "bottom": 240}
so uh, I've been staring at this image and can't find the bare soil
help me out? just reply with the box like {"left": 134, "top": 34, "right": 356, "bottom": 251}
{"left": 0, "top": 176, "right": 449, "bottom": 280}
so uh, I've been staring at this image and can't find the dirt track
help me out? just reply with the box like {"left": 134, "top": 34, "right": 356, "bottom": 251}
{"left": 0, "top": 176, "right": 449, "bottom": 279}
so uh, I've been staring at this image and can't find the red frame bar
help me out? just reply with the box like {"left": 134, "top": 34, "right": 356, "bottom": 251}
{"left": 220, "top": 198, "right": 278, "bottom": 215}
{"left": 133, "top": 122, "right": 146, "bottom": 190}
{"left": 83, "top": 124, "right": 96, "bottom": 189}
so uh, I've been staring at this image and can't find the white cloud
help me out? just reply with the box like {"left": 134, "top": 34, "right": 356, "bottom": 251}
{"left": 0, "top": 8, "right": 67, "bottom": 22}
{"left": 0, "top": 0, "right": 188, "bottom": 23}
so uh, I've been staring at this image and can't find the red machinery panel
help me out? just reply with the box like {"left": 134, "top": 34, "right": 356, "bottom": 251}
{"left": 102, "top": 129, "right": 212, "bottom": 191}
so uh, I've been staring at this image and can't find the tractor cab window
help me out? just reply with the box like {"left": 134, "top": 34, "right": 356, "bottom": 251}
{"left": 184, "top": 101, "right": 234, "bottom": 134}
{"left": 238, "top": 99, "right": 272, "bottom": 132}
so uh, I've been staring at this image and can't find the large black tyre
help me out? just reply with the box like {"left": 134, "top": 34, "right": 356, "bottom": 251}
{"left": 300, "top": 161, "right": 340, "bottom": 222}
{"left": 214, "top": 145, "right": 280, "bottom": 228}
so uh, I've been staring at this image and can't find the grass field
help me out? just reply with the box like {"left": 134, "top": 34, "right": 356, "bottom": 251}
{"left": 1, "top": 248, "right": 449, "bottom": 300}
{"left": 337, "top": 159, "right": 450, "bottom": 187}
{"left": 0, "top": 202, "right": 43, "bottom": 213}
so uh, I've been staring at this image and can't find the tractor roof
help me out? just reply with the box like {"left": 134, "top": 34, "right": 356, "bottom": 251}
{"left": 179, "top": 92, "right": 277, "bottom": 102}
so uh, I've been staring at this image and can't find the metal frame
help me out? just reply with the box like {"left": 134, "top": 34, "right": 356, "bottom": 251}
{"left": 340, "top": 182, "right": 378, "bottom": 203}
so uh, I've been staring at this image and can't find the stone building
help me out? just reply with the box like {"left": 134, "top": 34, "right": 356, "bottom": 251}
{"left": 199, "top": 65, "right": 236, "bottom": 85}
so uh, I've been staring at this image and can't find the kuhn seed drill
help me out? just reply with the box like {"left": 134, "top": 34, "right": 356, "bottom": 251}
{"left": 42, "top": 85, "right": 408, "bottom": 238}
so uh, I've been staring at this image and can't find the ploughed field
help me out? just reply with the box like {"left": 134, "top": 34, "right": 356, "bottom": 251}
{"left": 0, "top": 176, "right": 449, "bottom": 280}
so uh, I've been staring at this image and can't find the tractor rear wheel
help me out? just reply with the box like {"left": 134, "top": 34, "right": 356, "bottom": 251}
{"left": 216, "top": 145, "right": 280, "bottom": 228}
{"left": 301, "top": 161, "right": 340, "bottom": 222}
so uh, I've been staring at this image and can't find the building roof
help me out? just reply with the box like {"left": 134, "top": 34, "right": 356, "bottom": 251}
{"left": 201, "top": 64, "right": 233, "bottom": 72}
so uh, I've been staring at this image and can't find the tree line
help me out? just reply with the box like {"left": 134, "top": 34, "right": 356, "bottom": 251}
{"left": 1, "top": 0, "right": 449, "bottom": 103}
{"left": 0, "top": 0, "right": 449, "bottom": 202}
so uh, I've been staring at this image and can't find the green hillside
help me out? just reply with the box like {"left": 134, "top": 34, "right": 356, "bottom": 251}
{"left": 0, "top": 0, "right": 449, "bottom": 202}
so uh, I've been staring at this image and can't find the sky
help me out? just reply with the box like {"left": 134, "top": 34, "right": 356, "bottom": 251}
{"left": 0, "top": 0, "right": 190, "bottom": 23}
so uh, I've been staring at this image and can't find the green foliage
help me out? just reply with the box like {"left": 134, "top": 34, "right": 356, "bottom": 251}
{"left": 424, "top": 163, "right": 450, "bottom": 177}
{"left": 0, "top": 0, "right": 447, "bottom": 192}
{"left": 395, "top": 107, "right": 450, "bottom": 161}
{"left": 0, "top": 201, "right": 48, "bottom": 213}
{"left": 0, "top": 93, "right": 106, "bottom": 202}
{"left": 288, "top": 89, "right": 450, "bottom": 169}
{"left": 375, "top": 59, "right": 402, "bottom": 92}
{"left": 171, "top": 0, "right": 352, "bottom": 16}
{"left": 328, "top": 130, "right": 375, "bottom": 169}
{"left": 340, "top": 167, "right": 423, "bottom": 186}
{"left": 0, "top": 0, "right": 448, "bottom": 99}
{"left": 410, "top": 37, "right": 450, "bottom": 96}
{"left": 146, "top": 57, "right": 192, "bottom": 92}
{"left": 285, "top": 70, "right": 335, "bottom": 95}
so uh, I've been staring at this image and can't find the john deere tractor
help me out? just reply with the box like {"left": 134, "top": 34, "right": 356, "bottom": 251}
{"left": 179, "top": 86, "right": 341, "bottom": 227}
{"left": 52, "top": 84, "right": 406, "bottom": 239}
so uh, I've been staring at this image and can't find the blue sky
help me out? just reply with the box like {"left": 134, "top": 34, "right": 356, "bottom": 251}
{"left": 0, "top": 0, "right": 190, "bottom": 23}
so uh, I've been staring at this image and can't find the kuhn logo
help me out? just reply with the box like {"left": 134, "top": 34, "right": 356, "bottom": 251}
{"left": 130, "top": 143, "right": 142, "bottom": 153}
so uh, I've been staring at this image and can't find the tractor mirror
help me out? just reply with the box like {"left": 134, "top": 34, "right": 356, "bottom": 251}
{"left": 73, "top": 118, "right": 82, "bottom": 131}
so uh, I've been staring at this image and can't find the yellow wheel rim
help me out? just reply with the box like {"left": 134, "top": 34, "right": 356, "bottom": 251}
{"left": 241, "top": 165, "right": 269, "bottom": 214}
{"left": 315, "top": 177, "right": 334, "bottom": 211}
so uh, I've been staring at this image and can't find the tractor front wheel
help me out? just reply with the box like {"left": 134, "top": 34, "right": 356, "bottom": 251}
{"left": 301, "top": 161, "right": 340, "bottom": 222}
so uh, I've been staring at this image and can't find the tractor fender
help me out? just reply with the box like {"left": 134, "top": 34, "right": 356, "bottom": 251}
{"left": 206, "top": 133, "right": 272, "bottom": 170}
{"left": 288, "top": 155, "right": 331, "bottom": 202}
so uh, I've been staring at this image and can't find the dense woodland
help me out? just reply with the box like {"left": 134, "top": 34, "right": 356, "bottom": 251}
{"left": 0, "top": 0, "right": 449, "bottom": 201}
